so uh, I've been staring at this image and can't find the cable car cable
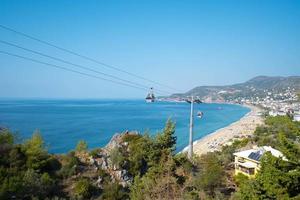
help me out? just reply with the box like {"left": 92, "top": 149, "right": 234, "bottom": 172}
{"left": 0, "top": 40, "right": 171, "bottom": 95}
{"left": 0, "top": 50, "right": 168, "bottom": 95}
{"left": 0, "top": 24, "right": 181, "bottom": 93}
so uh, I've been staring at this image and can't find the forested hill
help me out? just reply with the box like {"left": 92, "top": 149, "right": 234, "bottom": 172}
{"left": 169, "top": 76, "right": 300, "bottom": 102}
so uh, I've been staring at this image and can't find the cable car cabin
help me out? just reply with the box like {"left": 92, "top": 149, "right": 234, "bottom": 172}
{"left": 145, "top": 95, "right": 155, "bottom": 103}
{"left": 145, "top": 88, "right": 155, "bottom": 103}
{"left": 197, "top": 111, "right": 203, "bottom": 118}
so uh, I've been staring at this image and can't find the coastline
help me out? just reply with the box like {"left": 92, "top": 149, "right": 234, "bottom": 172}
{"left": 183, "top": 104, "right": 264, "bottom": 156}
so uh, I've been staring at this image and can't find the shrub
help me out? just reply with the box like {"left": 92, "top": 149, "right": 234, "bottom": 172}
{"left": 234, "top": 173, "right": 249, "bottom": 187}
{"left": 73, "top": 178, "right": 94, "bottom": 199}
{"left": 59, "top": 152, "right": 79, "bottom": 178}
{"left": 110, "top": 147, "right": 124, "bottom": 169}
{"left": 101, "top": 182, "right": 128, "bottom": 200}
{"left": 76, "top": 140, "right": 88, "bottom": 153}
{"left": 89, "top": 148, "right": 101, "bottom": 158}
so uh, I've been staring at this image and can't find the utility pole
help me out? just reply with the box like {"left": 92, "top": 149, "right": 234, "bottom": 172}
{"left": 188, "top": 96, "right": 194, "bottom": 160}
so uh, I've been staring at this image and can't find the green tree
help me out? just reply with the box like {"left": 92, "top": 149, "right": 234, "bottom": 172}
{"left": 59, "top": 151, "right": 79, "bottom": 178}
{"left": 22, "top": 131, "right": 50, "bottom": 170}
{"left": 236, "top": 153, "right": 300, "bottom": 199}
{"left": 234, "top": 116, "right": 300, "bottom": 199}
{"left": 0, "top": 129, "right": 15, "bottom": 166}
{"left": 278, "top": 132, "right": 300, "bottom": 163}
{"left": 9, "top": 146, "right": 26, "bottom": 169}
{"left": 40, "top": 172, "right": 55, "bottom": 194}
{"left": 257, "top": 153, "right": 297, "bottom": 199}
{"left": 193, "top": 153, "right": 224, "bottom": 196}
{"left": 123, "top": 133, "right": 153, "bottom": 176}
{"left": 73, "top": 178, "right": 94, "bottom": 199}
{"left": 101, "top": 182, "right": 128, "bottom": 200}
{"left": 234, "top": 179, "right": 262, "bottom": 200}
{"left": 156, "top": 119, "right": 177, "bottom": 153}
{"left": 0, "top": 128, "right": 14, "bottom": 145}
{"left": 130, "top": 155, "right": 181, "bottom": 200}
{"left": 146, "top": 120, "right": 177, "bottom": 168}
{"left": 22, "top": 169, "right": 42, "bottom": 197}
{"left": 76, "top": 140, "right": 88, "bottom": 152}
{"left": 234, "top": 173, "right": 249, "bottom": 187}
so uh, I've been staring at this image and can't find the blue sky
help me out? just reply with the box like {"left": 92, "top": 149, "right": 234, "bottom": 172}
{"left": 0, "top": 0, "right": 299, "bottom": 98}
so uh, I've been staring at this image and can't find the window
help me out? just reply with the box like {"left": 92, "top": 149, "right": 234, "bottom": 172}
{"left": 238, "top": 165, "right": 255, "bottom": 175}
{"left": 248, "top": 168, "right": 255, "bottom": 175}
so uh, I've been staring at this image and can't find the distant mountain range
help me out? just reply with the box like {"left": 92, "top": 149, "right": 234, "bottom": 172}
{"left": 169, "top": 76, "right": 300, "bottom": 102}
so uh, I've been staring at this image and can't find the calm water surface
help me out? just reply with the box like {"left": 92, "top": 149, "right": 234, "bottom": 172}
{"left": 0, "top": 99, "right": 250, "bottom": 153}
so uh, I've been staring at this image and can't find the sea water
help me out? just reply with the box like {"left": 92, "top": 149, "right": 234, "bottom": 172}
{"left": 0, "top": 99, "right": 250, "bottom": 153}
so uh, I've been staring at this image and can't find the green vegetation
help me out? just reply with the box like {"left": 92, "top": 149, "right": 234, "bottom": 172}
{"left": 73, "top": 178, "right": 95, "bottom": 199}
{"left": 233, "top": 116, "right": 300, "bottom": 200}
{"left": 76, "top": 140, "right": 88, "bottom": 152}
{"left": 0, "top": 130, "right": 58, "bottom": 199}
{"left": 0, "top": 116, "right": 299, "bottom": 199}
{"left": 59, "top": 151, "right": 78, "bottom": 178}
{"left": 110, "top": 147, "right": 125, "bottom": 169}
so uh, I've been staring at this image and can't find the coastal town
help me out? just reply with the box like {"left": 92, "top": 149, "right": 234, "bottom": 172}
{"left": 178, "top": 85, "right": 300, "bottom": 156}
{"left": 234, "top": 87, "right": 300, "bottom": 122}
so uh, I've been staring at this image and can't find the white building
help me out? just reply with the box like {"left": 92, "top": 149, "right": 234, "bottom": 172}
{"left": 269, "top": 110, "right": 286, "bottom": 117}
{"left": 293, "top": 114, "right": 300, "bottom": 122}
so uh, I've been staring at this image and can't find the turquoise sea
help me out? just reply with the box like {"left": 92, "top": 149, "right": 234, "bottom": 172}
{"left": 0, "top": 99, "right": 250, "bottom": 153}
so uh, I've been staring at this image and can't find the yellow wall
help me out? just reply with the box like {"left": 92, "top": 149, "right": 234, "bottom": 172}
{"left": 234, "top": 156, "right": 260, "bottom": 178}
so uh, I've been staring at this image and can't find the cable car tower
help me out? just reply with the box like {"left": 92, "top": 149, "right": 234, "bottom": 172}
{"left": 145, "top": 87, "right": 155, "bottom": 103}
{"left": 185, "top": 96, "right": 203, "bottom": 160}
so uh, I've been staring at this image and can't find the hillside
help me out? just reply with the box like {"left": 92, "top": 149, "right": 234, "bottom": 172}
{"left": 169, "top": 76, "right": 300, "bottom": 102}
{"left": 1, "top": 116, "right": 300, "bottom": 199}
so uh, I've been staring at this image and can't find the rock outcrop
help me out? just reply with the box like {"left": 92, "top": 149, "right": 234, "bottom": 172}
{"left": 85, "top": 131, "right": 138, "bottom": 188}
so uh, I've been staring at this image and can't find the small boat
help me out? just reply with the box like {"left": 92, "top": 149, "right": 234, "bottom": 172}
{"left": 145, "top": 87, "right": 155, "bottom": 103}
{"left": 197, "top": 111, "right": 203, "bottom": 118}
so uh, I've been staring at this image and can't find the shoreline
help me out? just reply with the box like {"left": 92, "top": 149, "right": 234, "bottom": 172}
{"left": 182, "top": 104, "right": 264, "bottom": 156}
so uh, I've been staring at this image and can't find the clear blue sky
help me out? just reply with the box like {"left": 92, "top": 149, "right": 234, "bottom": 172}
{"left": 0, "top": 0, "right": 299, "bottom": 98}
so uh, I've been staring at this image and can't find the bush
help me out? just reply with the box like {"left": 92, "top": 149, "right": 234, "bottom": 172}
{"left": 89, "top": 148, "right": 102, "bottom": 158}
{"left": 234, "top": 173, "right": 249, "bottom": 187}
{"left": 59, "top": 152, "right": 79, "bottom": 178}
{"left": 22, "top": 132, "right": 50, "bottom": 170}
{"left": 110, "top": 147, "right": 124, "bottom": 169}
{"left": 193, "top": 153, "right": 224, "bottom": 196}
{"left": 126, "top": 134, "right": 153, "bottom": 176}
{"left": 73, "top": 178, "right": 94, "bottom": 199}
{"left": 101, "top": 182, "right": 128, "bottom": 200}
{"left": 0, "top": 129, "right": 14, "bottom": 145}
{"left": 76, "top": 140, "right": 88, "bottom": 153}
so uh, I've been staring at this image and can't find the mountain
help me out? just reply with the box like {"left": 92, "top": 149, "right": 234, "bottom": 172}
{"left": 169, "top": 76, "right": 300, "bottom": 102}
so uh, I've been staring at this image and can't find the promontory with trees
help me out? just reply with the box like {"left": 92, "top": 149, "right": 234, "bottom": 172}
{"left": 1, "top": 115, "right": 300, "bottom": 199}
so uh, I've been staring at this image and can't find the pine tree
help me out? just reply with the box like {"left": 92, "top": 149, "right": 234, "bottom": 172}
{"left": 156, "top": 119, "right": 177, "bottom": 153}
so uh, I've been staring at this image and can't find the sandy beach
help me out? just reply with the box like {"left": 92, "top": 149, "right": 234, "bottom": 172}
{"left": 189, "top": 104, "right": 264, "bottom": 156}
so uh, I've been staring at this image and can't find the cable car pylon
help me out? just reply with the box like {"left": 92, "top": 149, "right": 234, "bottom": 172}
{"left": 186, "top": 96, "right": 203, "bottom": 160}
